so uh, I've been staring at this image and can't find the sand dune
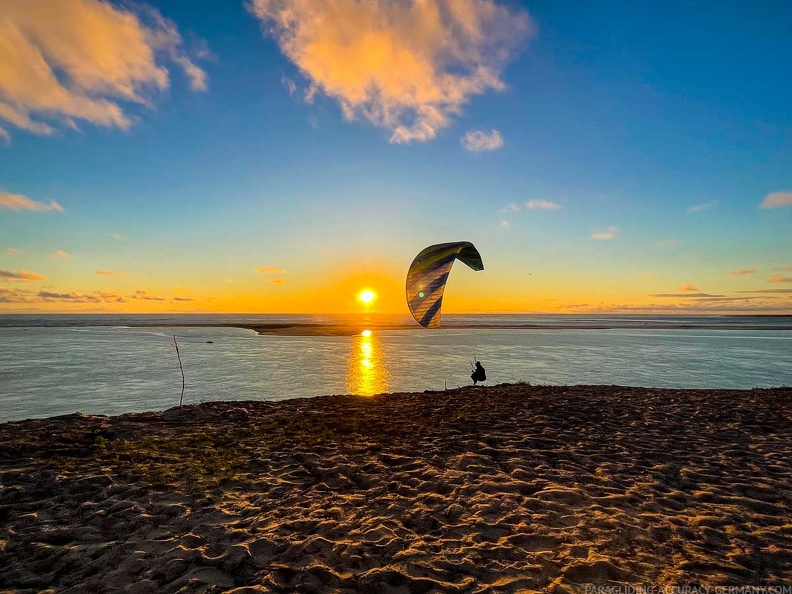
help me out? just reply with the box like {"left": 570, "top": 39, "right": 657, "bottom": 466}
{"left": 1, "top": 384, "right": 790, "bottom": 592}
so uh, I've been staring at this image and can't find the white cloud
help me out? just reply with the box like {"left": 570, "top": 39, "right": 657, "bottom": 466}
{"left": 687, "top": 200, "right": 718, "bottom": 212}
{"left": 591, "top": 226, "right": 618, "bottom": 240}
{"left": 0, "top": 0, "right": 207, "bottom": 139}
{"left": 498, "top": 219, "right": 511, "bottom": 229}
{"left": 0, "top": 191, "right": 63, "bottom": 212}
{"left": 462, "top": 129, "right": 504, "bottom": 152}
{"left": 759, "top": 192, "right": 792, "bottom": 209}
{"left": 250, "top": 0, "right": 530, "bottom": 143}
{"left": 51, "top": 250, "right": 71, "bottom": 260}
{"left": 525, "top": 200, "right": 561, "bottom": 210}
{"left": 500, "top": 203, "right": 520, "bottom": 212}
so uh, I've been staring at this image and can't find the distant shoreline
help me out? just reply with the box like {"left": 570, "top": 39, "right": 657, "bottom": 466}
{"left": 229, "top": 322, "right": 792, "bottom": 336}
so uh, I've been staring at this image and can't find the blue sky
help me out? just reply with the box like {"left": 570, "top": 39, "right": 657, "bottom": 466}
{"left": 1, "top": 0, "right": 790, "bottom": 313}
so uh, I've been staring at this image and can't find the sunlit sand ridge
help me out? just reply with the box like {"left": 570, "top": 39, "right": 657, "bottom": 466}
{"left": 1, "top": 385, "right": 790, "bottom": 592}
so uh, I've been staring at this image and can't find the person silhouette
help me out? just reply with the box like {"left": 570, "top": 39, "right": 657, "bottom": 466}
{"left": 471, "top": 361, "right": 486, "bottom": 385}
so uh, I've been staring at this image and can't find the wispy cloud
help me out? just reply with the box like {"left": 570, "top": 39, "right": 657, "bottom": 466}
{"left": 678, "top": 283, "right": 700, "bottom": 292}
{"left": 688, "top": 200, "right": 718, "bottom": 213}
{"left": 250, "top": 0, "right": 530, "bottom": 143}
{"left": 51, "top": 250, "right": 71, "bottom": 260}
{"left": 651, "top": 293, "right": 725, "bottom": 298}
{"left": 172, "top": 297, "right": 193, "bottom": 302}
{"left": 462, "top": 129, "right": 504, "bottom": 152}
{"left": 769, "top": 274, "right": 792, "bottom": 283}
{"left": 0, "top": 0, "right": 207, "bottom": 139}
{"left": 759, "top": 192, "right": 792, "bottom": 209}
{"left": 0, "top": 191, "right": 63, "bottom": 212}
{"left": 258, "top": 267, "right": 286, "bottom": 274}
{"left": 525, "top": 200, "right": 561, "bottom": 210}
{"left": 0, "top": 269, "right": 46, "bottom": 282}
{"left": 500, "top": 203, "right": 520, "bottom": 213}
{"left": 268, "top": 278, "right": 285, "bottom": 285}
{"left": 735, "top": 288, "right": 792, "bottom": 294}
{"left": 774, "top": 265, "right": 792, "bottom": 272}
{"left": 591, "top": 226, "right": 618, "bottom": 240}
{"left": 498, "top": 219, "right": 511, "bottom": 229}
{"left": 728, "top": 268, "right": 758, "bottom": 275}
{"left": 132, "top": 289, "right": 165, "bottom": 301}
{"left": 4, "top": 248, "right": 21, "bottom": 254}
{"left": 95, "top": 270, "right": 117, "bottom": 276}
{"left": 38, "top": 290, "right": 126, "bottom": 303}
{"left": 109, "top": 233, "right": 126, "bottom": 242}
{"left": 655, "top": 239, "right": 683, "bottom": 248}
{"left": 0, "top": 286, "right": 33, "bottom": 303}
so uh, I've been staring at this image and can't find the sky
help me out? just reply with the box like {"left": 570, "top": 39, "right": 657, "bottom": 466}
{"left": 1, "top": 0, "right": 791, "bottom": 315}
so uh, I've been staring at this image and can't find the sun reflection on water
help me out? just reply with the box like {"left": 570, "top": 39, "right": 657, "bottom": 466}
{"left": 346, "top": 330, "right": 389, "bottom": 396}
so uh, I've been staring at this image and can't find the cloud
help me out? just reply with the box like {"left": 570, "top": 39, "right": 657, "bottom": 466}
{"left": 95, "top": 290, "right": 126, "bottom": 303}
{"left": 258, "top": 267, "right": 286, "bottom": 274}
{"left": 5, "top": 248, "right": 21, "bottom": 254}
{"left": 109, "top": 233, "right": 126, "bottom": 241}
{"left": 679, "top": 283, "right": 700, "bottom": 292}
{"left": 0, "top": 191, "right": 63, "bottom": 212}
{"left": 172, "top": 297, "right": 193, "bottom": 302}
{"left": 281, "top": 75, "right": 297, "bottom": 97}
{"left": 735, "top": 288, "right": 792, "bottom": 294}
{"left": 462, "top": 129, "right": 504, "bottom": 152}
{"left": 250, "top": 0, "right": 530, "bottom": 143}
{"left": 0, "top": 269, "right": 46, "bottom": 282}
{"left": 132, "top": 289, "right": 165, "bottom": 301}
{"left": 775, "top": 265, "right": 792, "bottom": 271}
{"left": 36, "top": 289, "right": 125, "bottom": 303}
{"left": 498, "top": 219, "right": 511, "bottom": 229}
{"left": 268, "top": 278, "right": 285, "bottom": 285}
{"left": 95, "top": 270, "right": 117, "bottom": 276}
{"left": 769, "top": 275, "right": 792, "bottom": 283}
{"left": 51, "top": 250, "right": 72, "bottom": 260}
{"left": 0, "top": 286, "right": 30, "bottom": 302}
{"left": 651, "top": 293, "right": 726, "bottom": 298}
{"left": 759, "top": 192, "right": 792, "bottom": 209}
{"left": 525, "top": 200, "right": 561, "bottom": 210}
{"left": 500, "top": 203, "right": 520, "bottom": 213}
{"left": 0, "top": 0, "right": 207, "bottom": 139}
{"left": 591, "top": 226, "right": 618, "bottom": 240}
{"left": 728, "top": 268, "right": 758, "bottom": 276}
{"left": 655, "top": 239, "right": 683, "bottom": 248}
{"left": 687, "top": 200, "right": 718, "bottom": 213}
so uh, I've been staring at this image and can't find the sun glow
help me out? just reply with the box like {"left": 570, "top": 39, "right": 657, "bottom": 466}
{"left": 357, "top": 289, "right": 376, "bottom": 304}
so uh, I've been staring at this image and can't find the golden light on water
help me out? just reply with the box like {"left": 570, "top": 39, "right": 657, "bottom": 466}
{"left": 346, "top": 330, "right": 389, "bottom": 396}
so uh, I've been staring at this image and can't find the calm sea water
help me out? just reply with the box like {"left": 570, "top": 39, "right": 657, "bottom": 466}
{"left": 1, "top": 314, "right": 790, "bottom": 423}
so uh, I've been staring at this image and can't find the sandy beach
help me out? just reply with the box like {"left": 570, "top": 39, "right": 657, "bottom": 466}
{"left": 1, "top": 384, "right": 790, "bottom": 593}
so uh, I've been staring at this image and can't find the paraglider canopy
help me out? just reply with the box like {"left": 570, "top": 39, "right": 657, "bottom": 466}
{"left": 406, "top": 241, "right": 484, "bottom": 328}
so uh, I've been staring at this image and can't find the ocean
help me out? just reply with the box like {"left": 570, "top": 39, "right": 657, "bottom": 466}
{"left": 1, "top": 314, "right": 790, "bottom": 423}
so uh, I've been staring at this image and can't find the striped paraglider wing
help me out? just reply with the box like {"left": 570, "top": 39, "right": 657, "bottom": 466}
{"left": 406, "top": 241, "right": 484, "bottom": 328}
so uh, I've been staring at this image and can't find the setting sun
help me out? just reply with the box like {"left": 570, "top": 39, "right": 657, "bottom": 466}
{"left": 357, "top": 289, "right": 376, "bottom": 304}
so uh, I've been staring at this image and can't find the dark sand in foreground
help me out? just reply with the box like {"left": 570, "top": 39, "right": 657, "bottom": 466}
{"left": 1, "top": 385, "right": 791, "bottom": 593}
